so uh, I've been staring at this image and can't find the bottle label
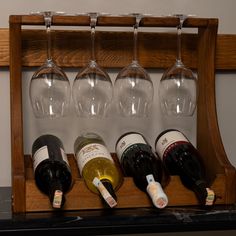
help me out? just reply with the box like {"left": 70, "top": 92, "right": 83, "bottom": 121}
{"left": 155, "top": 130, "right": 188, "bottom": 160}
{"left": 32, "top": 146, "right": 49, "bottom": 171}
{"left": 60, "top": 148, "right": 70, "bottom": 166}
{"left": 76, "top": 143, "right": 113, "bottom": 174}
{"left": 116, "top": 133, "right": 146, "bottom": 161}
{"left": 32, "top": 146, "right": 69, "bottom": 171}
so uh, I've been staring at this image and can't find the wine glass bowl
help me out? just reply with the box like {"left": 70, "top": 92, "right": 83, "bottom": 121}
{"left": 114, "top": 60, "right": 153, "bottom": 117}
{"left": 159, "top": 61, "right": 197, "bottom": 116}
{"left": 30, "top": 59, "right": 71, "bottom": 118}
{"left": 29, "top": 11, "right": 71, "bottom": 119}
{"left": 158, "top": 14, "right": 197, "bottom": 117}
{"left": 72, "top": 12, "right": 113, "bottom": 118}
{"left": 72, "top": 60, "right": 113, "bottom": 118}
{"left": 114, "top": 13, "right": 154, "bottom": 118}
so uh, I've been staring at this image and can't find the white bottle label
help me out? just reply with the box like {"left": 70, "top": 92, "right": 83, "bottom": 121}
{"left": 32, "top": 146, "right": 49, "bottom": 171}
{"left": 155, "top": 130, "right": 188, "bottom": 160}
{"left": 60, "top": 148, "right": 69, "bottom": 166}
{"left": 32, "top": 146, "right": 69, "bottom": 171}
{"left": 116, "top": 133, "right": 146, "bottom": 161}
{"left": 76, "top": 143, "right": 113, "bottom": 174}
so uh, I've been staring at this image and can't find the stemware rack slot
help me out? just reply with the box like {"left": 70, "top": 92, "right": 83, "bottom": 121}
{"left": 9, "top": 14, "right": 236, "bottom": 213}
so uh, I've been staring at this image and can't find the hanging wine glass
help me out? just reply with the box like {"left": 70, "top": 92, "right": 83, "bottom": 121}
{"left": 114, "top": 13, "right": 154, "bottom": 118}
{"left": 29, "top": 11, "right": 71, "bottom": 119}
{"left": 72, "top": 12, "right": 113, "bottom": 118}
{"left": 158, "top": 14, "right": 197, "bottom": 117}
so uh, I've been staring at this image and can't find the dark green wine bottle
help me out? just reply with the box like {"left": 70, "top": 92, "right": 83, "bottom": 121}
{"left": 116, "top": 132, "right": 168, "bottom": 209}
{"left": 32, "top": 134, "right": 72, "bottom": 209}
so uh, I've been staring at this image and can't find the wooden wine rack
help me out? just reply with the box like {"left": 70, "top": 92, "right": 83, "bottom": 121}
{"left": 9, "top": 14, "right": 236, "bottom": 213}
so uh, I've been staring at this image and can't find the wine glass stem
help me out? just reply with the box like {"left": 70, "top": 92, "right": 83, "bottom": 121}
{"left": 90, "top": 13, "right": 97, "bottom": 62}
{"left": 177, "top": 24, "right": 182, "bottom": 63}
{"left": 133, "top": 15, "right": 141, "bottom": 62}
{"left": 176, "top": 16, "right": 185, "bottom": 64}
{"left": 133, "top": 25, "right": 138, "bottom": 62}
{"left": 44, "top": 12, "right": 52, "bottom": 61}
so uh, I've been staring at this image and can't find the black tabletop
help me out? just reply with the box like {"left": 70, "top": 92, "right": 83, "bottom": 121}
{"left": 1, "top": 187, "right": 236, "bottom": 235}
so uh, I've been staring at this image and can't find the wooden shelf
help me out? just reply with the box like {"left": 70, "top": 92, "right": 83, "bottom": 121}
{"left": 1, "top": 30, "right": 236, "bottom": 69}
{"left": 24, "top": 154, "right": 227, "bottom": 212}
{"left": 9, "top": 14, "right": 236, "bottom": 213}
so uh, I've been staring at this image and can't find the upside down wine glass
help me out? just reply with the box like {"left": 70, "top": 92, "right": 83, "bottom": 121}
{"left": 114, "top": 13, "right": 154, "bottom": 118}
{"left": 158, "top": 14, "right": 197, "bottom": 117}
{"left": 72, "top": 12, "right": 113, "bottom": 118}
{"left": 29, "top": 11, "right": 71, "bottom": 119}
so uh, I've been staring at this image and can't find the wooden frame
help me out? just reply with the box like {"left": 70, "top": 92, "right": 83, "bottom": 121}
{"left": 8, "top": 14, "right": 236, "bottom": 213}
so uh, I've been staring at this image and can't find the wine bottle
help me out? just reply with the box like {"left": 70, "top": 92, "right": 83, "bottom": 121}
{"left": 74, "top": 132, "right": 123, "bottom": 208}
{"left": 155, "top": 129, "right": 215, "bottom": 207}
{"left": 31, "top": 134, "right": 73, "bottom": 209}
{"left": 116, "top": 132, "right": 168, "bottom": 209}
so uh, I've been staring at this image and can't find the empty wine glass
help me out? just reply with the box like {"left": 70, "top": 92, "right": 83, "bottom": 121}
{"left": 114, "top": 13, "right": 154, "bottom": 118}
{"left": 29, "top": 11, "right": 71, "bottom": 119}
{"left": 158, "top": 14, "right": 197, "bottom": 117}
{"left": 72, "top": 12, "right": 113, "bottom": 118}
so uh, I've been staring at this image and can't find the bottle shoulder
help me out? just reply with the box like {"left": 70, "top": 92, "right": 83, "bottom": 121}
{"left": 155, "top": 129, "right": 182, "bottom": 147}
{"left": 74, "top": 132, "right": 106, "bottom": 154}
{"left": 116, "top": 131, "right": 144, "bottom": 147}
{"left": 32, "top": 134, "right": 64, "bottom": 155}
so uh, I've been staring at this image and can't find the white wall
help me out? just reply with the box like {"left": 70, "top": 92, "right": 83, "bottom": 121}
{"left": 0, "top": 0, "right": 236, "bottom": 192}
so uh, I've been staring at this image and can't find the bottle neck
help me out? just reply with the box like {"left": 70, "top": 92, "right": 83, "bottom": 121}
{"left": 146, "top": 174, "right": 168, "bottom": 209}
{"left": 101, "top": 179, "right": 117, "bottom": 202}
{"left": 49, "top": 180, "right": 65, "bottom": 209}
{"left": 93, "top": 177, "right": 117, "bottom": 208}
{"left": 193, "top": 180, "right": 215, "bottom": 207}
{"left": 100, "top": 179, "right": 118, "bottom": 208}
